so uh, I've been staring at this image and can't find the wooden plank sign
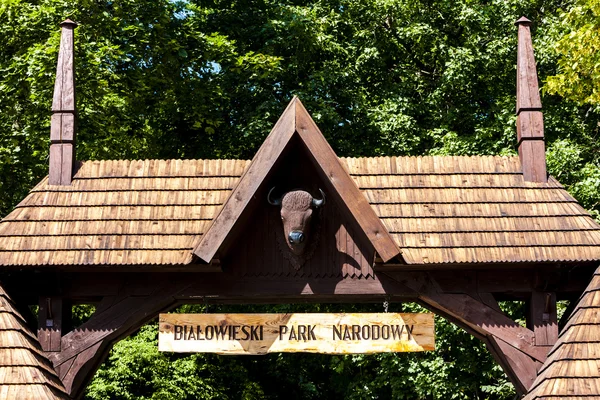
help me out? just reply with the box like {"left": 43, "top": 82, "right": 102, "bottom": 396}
{"left": 159, "top": 313, "right": 434, "bottom": 355}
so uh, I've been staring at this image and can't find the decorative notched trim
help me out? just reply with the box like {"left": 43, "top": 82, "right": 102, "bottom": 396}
{"left": 192, "top": 97, "right": 402, "bottom": 264}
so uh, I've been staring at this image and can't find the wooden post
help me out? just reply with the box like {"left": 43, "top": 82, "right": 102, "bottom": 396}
{"left": 38, "top": 296, "right": 64, "bottom": 352}
{"left": 515, "top": 17, "right": 547, "bottom": 182}
{"left": 49, "top": 19, "right": 77, "bottom": 185}
{"left": 528, "top": 291, "right": 558, "bottom": 347}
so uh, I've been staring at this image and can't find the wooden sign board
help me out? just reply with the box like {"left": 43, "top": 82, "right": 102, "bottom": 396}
{"left": 159, "top": 313, "right": 434, "bottom": 355}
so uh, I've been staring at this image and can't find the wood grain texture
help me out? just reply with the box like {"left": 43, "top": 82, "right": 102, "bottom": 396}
{"left": 0, "top": 284, "right": 69, "bottom": 399}
{"left": 51, "top": 21, "right": 76, "bottom": 113}
{"left": 528, "top": 292, "right": 558, "bottom": 347}
{"left": 1, "top": 154, "right": 600, "bottom": 266}
{"left": 193, "top": 98, "right": 297, "bottom": 263}
{"left": 516, "top": 18, "right": 542, "bottom": 113}
{"left": 524, "top": 265, "right": 600, "bottom": 399}
{"left": 194, "top": 97, "right": 400, "bottom": 264}
{"left": 515, "top": 18, "right": 547, "bottom": 183}
{"left": 487, "top": 335, "right": 541, "bottom": 395}
{"left": 294, "top": 100, "right": 401, "bottom": 263}
{"left": 519, "top": 139, "right": 547, "bottom": 183}
{"left": 159, "top": 313, "right": 434, "bottom": 354}
{"left": 49, "top": 20, "right": 77, "bottom": 186}
{"left": 517, "top": 111, "right": 544, "bottom": 143}
{"left": 37, "top": 297, "right": 62, "bottom": 352}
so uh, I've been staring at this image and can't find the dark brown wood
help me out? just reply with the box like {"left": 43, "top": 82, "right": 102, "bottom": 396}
{"left": 420, "top": 292, "right": 547, "bottom": 362}
{"left": 193, "top": 97, "right": 297, "bottom": 263}
{"left": 224, "top": 158, "right": 376, "bottom": 278}
{"left": 515, "top": 17, "right": 547, "bottom": 183}
{"left": 194, "top": 97, "right": 401, "bottom": 265}
{"left": 517, "top": 111, "right": 544, "bottom": 143}
{"left": 515, "top": 17, "right": 542, "bottom": 113}
{"left": 519, "top": 139, "right": 547, "bottom": 183}
{"left": 49, "top": 20, "right": 77, "bottom": 186}
{"left": 62, "top": 341, "right": 103, "bottom": 398}
{"left": 381, "top": 270, "right": 548, "bottom": 393}
{"left": 19, "top": 265, "right": 587, "bottom": 397}
{"left": 37, "top": 296, "right": 63, "bottom": 352}
{"left": 50, "top": 113, "right": 75, "bottom": 142}
{"left": 49, "top": 143, "right": 75, "bottom": 185}
{"left": 52, "top": 20, "right": 77, "bottom": 113}
{"left": 295, "top": 100, "right": 401, "bottom": 263}
{"left": 528, "top": 291, "right": 558, "bottom": 347}
{"left": 486, "top": 335, "right": 541, "bottom": 395}
{"left": 50, "top": 281, "right": 187, "bottom": 398}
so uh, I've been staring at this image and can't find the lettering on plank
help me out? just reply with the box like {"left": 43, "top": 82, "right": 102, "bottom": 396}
{"left": 159, "top": 313, "right": 434, "bottom": 354}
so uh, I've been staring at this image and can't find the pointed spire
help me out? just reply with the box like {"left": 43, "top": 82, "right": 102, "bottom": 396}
{"left": 515, "top": 17, "right": 547, "bottom": 183}
{"left": 49, "top": 19, "right": 78, "bottom": 185}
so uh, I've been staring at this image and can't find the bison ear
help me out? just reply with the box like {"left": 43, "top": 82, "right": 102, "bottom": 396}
{"left": 268, "top": 187, "right": 282, "bottom": 206}
{"left": 312, "top": 189, "right": 326, "bottom": 208}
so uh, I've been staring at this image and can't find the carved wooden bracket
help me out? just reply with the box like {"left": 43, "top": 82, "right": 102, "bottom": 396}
{"left": 47, "top": 281, "right": 188, "bottom": 398}
{"left": 381, "top": 271, "right": 552, "bottom": 395}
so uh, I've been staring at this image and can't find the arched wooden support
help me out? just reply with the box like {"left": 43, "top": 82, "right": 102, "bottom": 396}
{"left": 47, "top": 282, "right": 188, "bottom": 398}
{"left": 382, "top": 271, "right": 550, "bottom": 395}
{"left": 32, "top": 269, "right": 569, "bottom": 398}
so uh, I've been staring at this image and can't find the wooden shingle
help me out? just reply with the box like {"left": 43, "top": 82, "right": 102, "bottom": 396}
{"left": 0, "top": 155, "right": 599, "bottom": 266}
{"left": 525, "top": 267, "right": 600, "bottom": 399}
{"left": 0, "top": 284, "right": 68, "bottom": 399}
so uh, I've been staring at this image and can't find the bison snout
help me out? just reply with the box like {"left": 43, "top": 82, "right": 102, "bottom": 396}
{"left": 288, "top": 231, "right": 305, "bottom": 244}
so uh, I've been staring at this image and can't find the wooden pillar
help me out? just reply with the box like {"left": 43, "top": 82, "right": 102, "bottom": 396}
{"left": 528, "top": 291, "right": 558, "bottom": 347}
{"left": 48, "top": 281, "right": 184, "bottom": 398}
{"left": 515, "top": 17, "right": 546, "bottom": 183}
{"left": 49, "top": 19, "right": 77, "bottom": 185}
{"left": 38, "top": 296, "right": 64, "bottom": 352}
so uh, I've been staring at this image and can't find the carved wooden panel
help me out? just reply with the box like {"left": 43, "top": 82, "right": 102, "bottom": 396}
{"left": 222, "top": 136, "right": 375, "bottom": 278}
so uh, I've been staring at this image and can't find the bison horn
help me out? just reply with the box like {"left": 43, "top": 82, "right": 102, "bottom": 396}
{"left": 312, "top": 189, "right": 326, "bottom": 208}
{"left": 267, "top": 187, "right": 282, "bottom": 206}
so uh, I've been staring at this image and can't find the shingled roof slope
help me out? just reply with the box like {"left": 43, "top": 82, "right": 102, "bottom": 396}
{"left": 0, "top": 284, "right": 68, "bottom": 399}
{"left": 0, "top": 155, "right": 599, "bottom": 267}
{"left": 524, "top": 265, "right": 600, "bottom": 399}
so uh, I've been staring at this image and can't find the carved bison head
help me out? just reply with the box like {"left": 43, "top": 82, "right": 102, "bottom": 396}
{"left": 268, "top": 188, "right": 325, "bottom": 256}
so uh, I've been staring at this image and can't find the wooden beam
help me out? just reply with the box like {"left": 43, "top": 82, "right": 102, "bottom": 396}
{"left": 48, "top": 279, "right": 192, "bottom": 397}
{"left": 381, "top": 271, "right": 547, "bottom": 393}
{"left": 294, "top": 100, "right": 401, "bottom": 262}
{"left": 193, "top": 96, "right": 401, "bottom": 264}
{"left": 38, "top": 296, "right": 63, "bottom": 352}
{"left": 486, "top": 336, "right": 541, "bottom": 395}
{"left": 420, "top": 292, "right": 547, "bottom": 363}
{"left": 528, "top": 291, "right": 558, "bottom": 347}
{"left": 193, "top": 98, "right": 297, "bottom": 263}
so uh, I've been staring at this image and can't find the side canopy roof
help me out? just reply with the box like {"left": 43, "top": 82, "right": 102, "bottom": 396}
{"left": 0, "top": 98, "right": 599, "bottom": 268}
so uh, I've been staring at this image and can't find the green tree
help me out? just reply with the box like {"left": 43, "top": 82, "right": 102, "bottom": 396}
{"left": 544, "top": 0, "right": 600, "bottom": 220}
{"left": 545, "top": 0, "right": 600, "bottom": 105}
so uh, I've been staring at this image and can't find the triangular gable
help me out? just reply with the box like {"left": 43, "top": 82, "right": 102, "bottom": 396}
{"left": 193, "top": 97, "right": 401, "bottom": 264}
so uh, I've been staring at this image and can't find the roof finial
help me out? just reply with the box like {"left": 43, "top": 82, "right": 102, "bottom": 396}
{"left": 515, "top": 17, "right": 547, "bottom": 183}
{"left": 49, "top": 20, "right": 78, "bottom": 185}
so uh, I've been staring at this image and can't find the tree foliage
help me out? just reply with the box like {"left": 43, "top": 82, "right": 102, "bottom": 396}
{"left": 1, "top": 0, "right": 600, "bottom": 398}
{"left": 545, "top": 0, "right": 600, "bottom": 106}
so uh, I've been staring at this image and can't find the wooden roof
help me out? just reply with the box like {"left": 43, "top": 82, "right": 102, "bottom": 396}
{"left": 194, "top": 97, "right": 400, "bottom": 264}
{"left": 0, "top": 153, "right": 599, "bottom": 267}
{"left": 0, "top": 284, "right": 68, "bottom": 399}
{"left": 524, "top": 265, "right": 600, "bottom": 399}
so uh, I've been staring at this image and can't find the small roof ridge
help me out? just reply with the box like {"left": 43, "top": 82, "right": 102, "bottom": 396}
{"left": 515, "top": 16, "right": 532, "bottom": 26}
{"left": 59, "top": 19, "right": 78, "bottom": 28}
